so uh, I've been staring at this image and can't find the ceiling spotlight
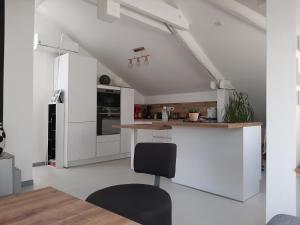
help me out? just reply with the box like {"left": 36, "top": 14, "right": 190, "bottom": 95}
{"left": 128, "top": 59, "right": 133, "bottom": 68}
{"left": 136, "top": 57, "right": 141, "bottom": 66}
{"left": 144, "top": 55, "right": 150, "bottom": 65}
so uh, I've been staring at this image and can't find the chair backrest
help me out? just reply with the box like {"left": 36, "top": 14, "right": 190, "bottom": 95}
{"left": 134, "top": 143, "right": 177, "bottom": 179}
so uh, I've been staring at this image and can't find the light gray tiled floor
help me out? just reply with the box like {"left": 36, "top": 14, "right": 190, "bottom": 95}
{"left": 30, "top": 159, "right": 265, "bottom": 225}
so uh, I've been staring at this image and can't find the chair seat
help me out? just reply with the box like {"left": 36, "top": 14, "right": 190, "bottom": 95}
{"left": 267, "top": 215, "right": 300, "bottom": 225}
{"left": 86, "top": 184, "right": 172, "bottom": 225}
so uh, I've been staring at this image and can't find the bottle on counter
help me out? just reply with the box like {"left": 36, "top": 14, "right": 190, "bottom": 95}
{"left": 162, "top": 106, "right": 168, "bottom": 122}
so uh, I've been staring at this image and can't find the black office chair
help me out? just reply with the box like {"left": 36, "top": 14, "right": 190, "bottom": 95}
{"left": 267, "top": 215, "right": 300, "bottom": 225}
{"left": 86, "top": 143, "right": 177, "bottom": 225}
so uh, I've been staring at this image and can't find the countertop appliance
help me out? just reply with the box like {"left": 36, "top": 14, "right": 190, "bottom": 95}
{"left": 97, "top": 88, "right": 121, "bottom": 136}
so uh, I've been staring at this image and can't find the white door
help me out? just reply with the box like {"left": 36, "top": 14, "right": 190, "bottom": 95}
{"left": 121, "top": 88, "right": 134, "bottom": 153}
{"left": 67, "top": 122, "right": 96, "bottom": 162}
{"left": 68, "top": 54, "right": 97, "bottom": 123}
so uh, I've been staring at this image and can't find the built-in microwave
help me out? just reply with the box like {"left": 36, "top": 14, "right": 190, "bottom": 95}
{"left": 97, "top": 88, "right": 120, "bottom": 108}
{"left": 97, "top": 88, "right": 121, "bottom": 136}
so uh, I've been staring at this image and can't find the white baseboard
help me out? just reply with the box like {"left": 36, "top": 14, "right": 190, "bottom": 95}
{"left": 65, "top": 153, "right": 130, "bottom": 168}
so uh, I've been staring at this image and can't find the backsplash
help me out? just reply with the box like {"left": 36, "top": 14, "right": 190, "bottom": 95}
{"left": 135, "top": 101, "right": 217, "bottom": 119}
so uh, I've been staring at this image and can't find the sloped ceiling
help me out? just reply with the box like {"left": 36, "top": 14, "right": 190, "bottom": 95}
{"left": 37, "top": 0, "right": 213, "bottom": 96}
{"left": 235, "top": 0, "right": 266, "bottom": 15}
{"left": 176, "top": 0, "right": 266, "bottom": 122}
{"left": 37, "top": 0, "right": 266, "bottom": 121}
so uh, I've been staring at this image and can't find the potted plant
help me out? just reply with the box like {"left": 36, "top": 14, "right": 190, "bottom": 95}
{"left": 188, "top": 108, "right": 200, "bottom": 122}
{"left": 0, "top": 123, "right": 6, "bottom": 156}
{"left": 223, "top": 91, "right": 254, "bottom": 123}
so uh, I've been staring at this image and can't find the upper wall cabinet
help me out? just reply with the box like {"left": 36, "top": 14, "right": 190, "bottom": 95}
{"left": 56, "top": 53, "right": 97, "bottom": 123}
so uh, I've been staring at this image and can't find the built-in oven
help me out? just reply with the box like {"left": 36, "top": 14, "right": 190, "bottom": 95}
{"left": 97, "top": 88, "right": 121, "bottom": 136}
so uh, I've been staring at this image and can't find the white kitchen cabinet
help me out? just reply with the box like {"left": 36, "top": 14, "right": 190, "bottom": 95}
{"left": 68, "top": 55, "right": 97, "bottom": 122}
{"left": 134, "top": 121, "right": 153, "bottom": 143}
{"left": 97, "top": 141, "right": 120, "bottom": 157}
{"left": 137, "top": 130, "right": 154, "bottom": 143}
{"left": 66, "top": 122, "right": 96, "bottom": 163}
{"left": 152, "top": 130, "right": 172, "bottom": 139}
{"left": 152, "top": 137, "right": 172, "bottom": 143}
{"left": 134, "top": 121, "right": 172, "bottom": 143}
{"left": 97, "top": 135, "right": 120, "bottom": 157}
{"left": 55, "top": 53, "right": 97, "bottom": 167}
{"left": 121, "top": 88, "right": 134, "bottom": 153}
{"left": 57, "top": 53, "right": 97, "bottom": 123}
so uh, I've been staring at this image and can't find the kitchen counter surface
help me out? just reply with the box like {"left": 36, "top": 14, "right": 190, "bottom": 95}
{"left": 121, "top": 121, "right": 263, "bottom": 129}
{"left": 113, "top": 124, "right": 172, "bottom": 130}
{"left": 153, "top": 121, "right": 263, "bottom": 129}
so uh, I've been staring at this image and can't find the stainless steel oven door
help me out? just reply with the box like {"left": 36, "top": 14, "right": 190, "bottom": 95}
{"left": 97, "top": 113, "right": 120, "bottom": 136}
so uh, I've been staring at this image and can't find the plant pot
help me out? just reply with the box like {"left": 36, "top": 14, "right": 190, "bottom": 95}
{"left": 189, "top": 113, "right": 199, "bottom": 122}
{"left": 0, "top": 124, "right": 6, "bottom": 156}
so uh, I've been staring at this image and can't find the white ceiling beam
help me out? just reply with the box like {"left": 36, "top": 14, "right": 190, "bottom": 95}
{"left": 120, "top": 7, "right": 171, "bottom": 33}
{"left": 120, "top": 0, "right": 189, "bottom": 30}
{"left": 83, "top": 0, "right": 171, "bottom": 33}
{"left": 208, "top": 0, "right": 266, "bottom": 31}
{"left": 97, "top": 0, "right": 189, "bottom": 30}
{"left": 173, "top": 28, "right": 225, "bottom": 83}
{"left": 95, "top": 0, "right": 227, "bottom": 84}
{"left": 97, "top": 0, "right": 120, "bottom": 22}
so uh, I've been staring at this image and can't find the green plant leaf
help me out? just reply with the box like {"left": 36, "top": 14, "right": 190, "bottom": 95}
{"left": 223, "top": 91, "right": 254, "bottom": 123}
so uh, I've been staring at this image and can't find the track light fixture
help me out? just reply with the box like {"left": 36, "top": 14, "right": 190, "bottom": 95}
{"left": 128, "top": 47, "right": 150, "bottom": 68}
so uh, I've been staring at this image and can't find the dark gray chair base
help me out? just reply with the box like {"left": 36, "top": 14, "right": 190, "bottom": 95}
{"left": 86, "top": 184, "right": 172, "bottom": 225}
{"left": 267, "top": 215, "right": 300, "bottom": 225}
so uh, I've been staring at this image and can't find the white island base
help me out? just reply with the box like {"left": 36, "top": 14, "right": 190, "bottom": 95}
{"left": 172, "top": 126, "right": 261, "bottom": 202}
{"left": 115, "top": 122, "right": 262, "bottom": 202}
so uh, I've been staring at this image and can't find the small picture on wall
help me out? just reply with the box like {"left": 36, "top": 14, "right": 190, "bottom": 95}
{"left": 50, "top": 90, "right": 63, "bottom": 103}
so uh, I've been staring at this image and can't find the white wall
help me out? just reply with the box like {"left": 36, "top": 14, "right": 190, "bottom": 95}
{"left": 4, "top": 0, "right": 35, "bottom": 182}
{"left": 33, "top": 51, "right": 55, "bottom": 163}
{"left": 143, "top": 91, "right": 217, "bottom": 104}
{"left": 134, "top": 91, "right": 145, "bottom": 104}
{"left": 97, "top": 61, "right": 130, "bottom": 87}
{"left": 266, "top": 0, "right": 297, "bottom": 220}
{"left": 33, "top": 13, "right": 61, "bottom": 164}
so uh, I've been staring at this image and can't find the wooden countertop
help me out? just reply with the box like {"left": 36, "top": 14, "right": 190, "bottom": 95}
{"left": 153, "top": 121, "right": 263, "bottom": 129}
{"left": 113, "top": 124, "right": 172, "bottom": 130}
{"left": 115, "top": 121, "right": 263, "bottom": 130}
{"left": 0, "top": 187, "right": 139, "bottom": 225}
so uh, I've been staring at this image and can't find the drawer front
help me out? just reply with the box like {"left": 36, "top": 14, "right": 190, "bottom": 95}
{"left": 152, "top": 130, "right": 172, "bottom": 139}
{"left": 97, "top": 134, "right": 120, "bottom": 143}
{"left": 97, "top": 141, "right": 121, "bottom": 157}
{"left": 67, "top": 122, "right": 96, "bottom": 161}
{"left": 137, "top": 130, "right": 153, "bottom": 143}
{"left": 152, "top": 137, "right": 172, "bottom": 143}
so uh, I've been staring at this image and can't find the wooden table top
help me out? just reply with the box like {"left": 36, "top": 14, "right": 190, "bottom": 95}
{"left": 0, "top": 187, "right": 140, "bottom": 225}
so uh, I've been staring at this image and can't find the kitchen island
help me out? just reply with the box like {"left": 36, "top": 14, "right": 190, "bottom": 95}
{"left": 114, "top": 121, "right": 262, "bottom": 201}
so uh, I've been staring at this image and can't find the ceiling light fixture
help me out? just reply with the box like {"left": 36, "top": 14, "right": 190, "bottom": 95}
{"left": 128, "top": 47, "right": 150, "bottom": 68}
